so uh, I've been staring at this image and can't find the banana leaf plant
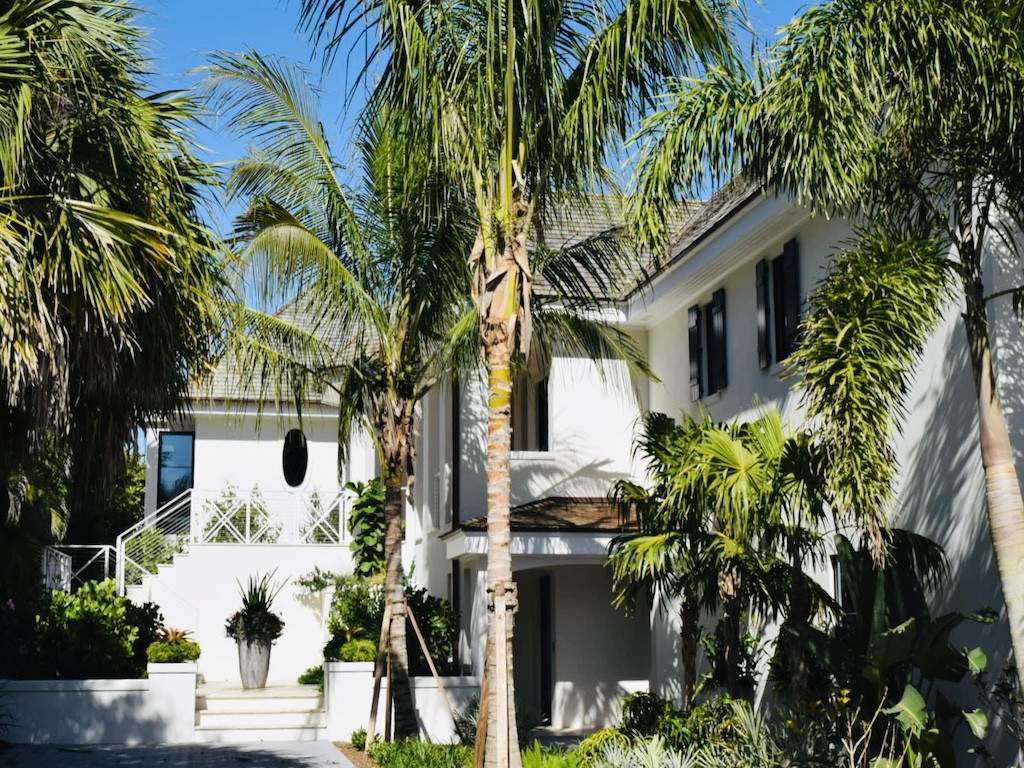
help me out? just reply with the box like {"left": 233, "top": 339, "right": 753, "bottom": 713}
{"left": 779, "top": 531, "right": 996, "bottom": 765}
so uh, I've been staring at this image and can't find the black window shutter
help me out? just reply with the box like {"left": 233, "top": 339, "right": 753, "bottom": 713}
{"left": 536, "top": 377, "right": 549, "bottom": 452}
{"left": 688, "top": 305, "right": 703, "bottom": 401}
{"left": 772, "top": 254, "right": 786, "bottom": 360}
{"left": 756, "top": 259, "right": 771, "bottom": 370}
{"left": 708, "top": 288, "right": 727, "bottom": 394}
{"left": 782, "top": 239, "right": 801, "bottom": 358}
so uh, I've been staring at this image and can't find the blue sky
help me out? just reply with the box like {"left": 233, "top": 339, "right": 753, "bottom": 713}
{"left": 137, "top": 0, "right": 811, "bottom": 233}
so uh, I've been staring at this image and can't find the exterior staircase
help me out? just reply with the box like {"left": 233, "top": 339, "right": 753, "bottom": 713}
{"left": 194, "top": 682, "right": 327, "bottom": 743}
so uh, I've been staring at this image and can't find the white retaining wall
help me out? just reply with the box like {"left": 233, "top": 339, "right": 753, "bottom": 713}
{"left": 1, "top": 663, "right": 197, "bottom": 745}
{"left": 325, "top": 662, "right": 478, "bottom": 743}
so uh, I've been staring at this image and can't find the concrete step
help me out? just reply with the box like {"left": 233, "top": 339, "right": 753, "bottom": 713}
{"left": 193, "top": 724, "right": 327, "bottom": 743}
{"left": 197, "top": 710, "right": 327, "bottom": 729}
{"left": 197, "top": 684, "right": 323, "bottom": 714}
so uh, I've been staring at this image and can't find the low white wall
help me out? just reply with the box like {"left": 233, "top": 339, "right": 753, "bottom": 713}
{"left": 325, "top": 662, "right": 478, "bottom": 743}
{"left": 2, "top": 663, "right": 197, "bottom": 745}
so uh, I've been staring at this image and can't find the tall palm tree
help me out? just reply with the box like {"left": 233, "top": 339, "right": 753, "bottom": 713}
{"left": 0, "top": 0, "right": 224, "bottom": 537}
{"left": 609, "top": 409, "right": 833, "bottom": 702}
{"left": 205, "top": 51, "right": 477, "bottom": 739}
{"left": 632, "top": 0, "right": 1024, "bottom": 685}
{"left": 298, "top": 2, "right": 733, "bottom": 761}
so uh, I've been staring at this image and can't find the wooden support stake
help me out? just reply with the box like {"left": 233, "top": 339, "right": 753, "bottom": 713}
{"left": 408, "top": 608, "right": 457, "bottom": 730}
{"left": 473, "top": 639, "right": 491, "bottom": 768}
{"left": 366, "top": 602, "right": 392, "bottom": 746}
{"left": 385, "top": 653, "right": 393, "bottom": 742}
{"left": 494, "top": 593, "right": 509, "bottom": 768}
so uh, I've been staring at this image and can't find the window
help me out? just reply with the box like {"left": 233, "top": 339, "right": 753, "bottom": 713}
{"left": 511, "top": 373, "right": 549, "bottom": 451}
{"left": 688, "top": 288, "right": 728, "bottom": 401}
{"left": 282, "top": 428, "right": 308, "bottom": 487}
{"left": 756, "top": 238, "right": 801, "bottom": 368}
{"left": 157, "top": 432, "right": 194, "bottom": 506}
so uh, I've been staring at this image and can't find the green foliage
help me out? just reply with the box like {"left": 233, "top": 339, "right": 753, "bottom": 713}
{"left": 575, "top": 729, "right": 630, "bottom": 767}
{"left": 368, "top": 740, "right": 471, "bottom": 768}
{"left": 609, "top": 409, "right": 833, "bottom": 701}
{"left": 337, "top": 639, "right": 376, "bottom": 662}
{"left": 346, "top": 479, "right": 385, "bottom": 577}
{"left": 521, "top": 742, "right": 580, "bottom": 768}
{"left": 350, "top": 727, "right": 367, "bottom": 751}
{"left": 32, "top": 579, "right": 162, "bottom": 679}
{"left": 0, "top": 0, "right": 225, "bottom": 529}
{"left": 297, "top": 664, "right": 325, "bottom": 692}
{"left": 317, "top": 573, "right": 459, "bottom": 675}
{"left": 130, "top": 527, "right": 181, "bottom": 575}
{"left": 620, "top": 692, "right": 739, "bottom": 752}
{"left": 788, "top": 232, "right": 953, "bottom": 548}
{"left": 147, "top": 640, "right": 201, "bottom": 663}
{"left": 225, "top": 571, "right": 285, "bottom": 644}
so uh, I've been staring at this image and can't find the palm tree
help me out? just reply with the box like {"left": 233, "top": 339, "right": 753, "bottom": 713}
{"left": 0, "top": 0, "right": 224, "bottom": 538}
{"left": 298, "top": 2, "right": 733, "bottom": 761}
{"left": 631, "top": 0, "right": 1024, "bottom": 685}
{"left": 205, "top": 51, "right": 477, "bottom": 739}
{"left": 609, "top": 409, "right": 833, "bottom": 702}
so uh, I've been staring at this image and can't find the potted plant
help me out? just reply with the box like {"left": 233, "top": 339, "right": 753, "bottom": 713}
{"left": 225, "top": 571, "right": 285, "bottom": 688}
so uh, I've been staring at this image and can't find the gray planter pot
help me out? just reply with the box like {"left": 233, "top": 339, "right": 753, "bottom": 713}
{"left": 237, "top": 638, "right": 272, "bottom": 689}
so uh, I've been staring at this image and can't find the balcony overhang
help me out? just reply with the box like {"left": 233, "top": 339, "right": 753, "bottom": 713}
{"left": 441, "top": 496, "right": 630, "bottom": 566}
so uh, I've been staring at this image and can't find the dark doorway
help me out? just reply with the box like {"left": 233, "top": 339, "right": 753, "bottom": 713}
{"left": 539, "top": 574, "right": 553, "bottom": 724}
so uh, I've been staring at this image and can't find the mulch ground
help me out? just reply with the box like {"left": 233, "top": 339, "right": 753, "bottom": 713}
{"left": 335, "top": 742, "right": 377, "bottom": 768}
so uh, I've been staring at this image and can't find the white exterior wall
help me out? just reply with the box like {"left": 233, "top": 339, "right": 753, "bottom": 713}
{"left": 639, "top": 196, "right": 1021, "bottom": 760}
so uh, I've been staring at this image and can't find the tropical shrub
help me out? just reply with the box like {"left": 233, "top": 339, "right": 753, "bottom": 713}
{"left": 350, "top": 727, "right": 367, "bottom": 750}
{"left": 33, "top": 579, "right": 161, "bottom": 678}
{"left": 453, "top": 695, "right": 541, "bottom": 747}
{"left": 368, "top": 740, "right": 471, "bottom": 768}
{"left": 147, "top": 639, "right": 201, "bottom": 663}
{"left": 297, "top": 664, "right": 325, "bottom": 691}
{"left": 312, "top": 572, "right": 460, "bottom": 675}
{"left": 225, "top": 571, "right": 285, "bottom": 644}
{"left": 576, "top": 729, "right": 631, "bottom": 767}
{"left": 346, "top": 479, "right": 386, "bottom": 576}
{"left": 338, "top": 639, "right": 377, "bottom": 662}
{"left": 521, "top": 742, "right": 581, "bottom": 768}
{"left": 620, "top": 692, "right": 739, "bottom": 752}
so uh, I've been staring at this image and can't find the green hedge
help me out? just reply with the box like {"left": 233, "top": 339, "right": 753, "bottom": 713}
{"left": 146, "top": 639, "right": 201, "bottom": 663}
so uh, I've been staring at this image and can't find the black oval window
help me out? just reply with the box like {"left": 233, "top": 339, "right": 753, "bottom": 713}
{"left": 282, "top": 429, "right": 308, "bottom": 487}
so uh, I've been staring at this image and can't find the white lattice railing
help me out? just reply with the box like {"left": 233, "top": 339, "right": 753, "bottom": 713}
{"left": 40, "top": 546, "right": 71, "bottom": 592}
{"left": 53, "top": 544, "right": 116, "bottom": 590}
{"left": 115, "top": 486, "right": 348, "bottom": 594}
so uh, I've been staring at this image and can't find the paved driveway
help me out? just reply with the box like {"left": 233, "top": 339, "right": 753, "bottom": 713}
{"left": 0, "top": 742, "right": 352, "bottom": 768}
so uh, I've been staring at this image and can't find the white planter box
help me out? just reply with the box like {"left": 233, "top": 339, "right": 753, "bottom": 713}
{"left": 1, "top": 663, "right": 197, "bottom": 745}
{"left": 324, "top": 662, "right": 478, "bottom": 743}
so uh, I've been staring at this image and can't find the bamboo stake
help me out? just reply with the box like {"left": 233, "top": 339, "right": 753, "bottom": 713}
{"left": 366, "top": 602, "right": 392, "bottom": 746}
{"left": 408, "top": 608, "right": 457, "bottom": 727}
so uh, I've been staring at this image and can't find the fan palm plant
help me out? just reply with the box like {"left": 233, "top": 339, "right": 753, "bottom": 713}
{"left": 631, "top": 0, "right": 1024, "bottom": 686}
{"left": 609, "top": 409, "right": 834, "bottom": 702}
{"left": 298, "top": 1, "right": 733, "bottom": 760}
{"left": 205, "top": 51, "right": 477, "bottom": 738}
{"left": 0, "top": 0, "right": 225, "bottom": 539}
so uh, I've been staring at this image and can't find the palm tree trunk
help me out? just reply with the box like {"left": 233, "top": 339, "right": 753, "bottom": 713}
{"left": 482, "top": 323, "right": 522, "bottom": 768}
{"left": 956, "top": 182, "right": 1024, "bottom": 691}
{"left": 963, "top": 273, "right": 1024, "bottom": 692}
{"left": 679, "top": 599, "right": 700, "bottom": 710}
{"left": 383, "top": 475, "right": 417, "bottom": 739}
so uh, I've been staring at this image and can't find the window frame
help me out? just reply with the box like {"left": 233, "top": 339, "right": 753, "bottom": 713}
{"left": 156, "top": 430, "right": 195, "bottom": 507}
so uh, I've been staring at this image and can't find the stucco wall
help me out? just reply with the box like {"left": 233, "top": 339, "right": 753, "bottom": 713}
{"left": 127, "top": 545, "right": 352, "bottom": 684}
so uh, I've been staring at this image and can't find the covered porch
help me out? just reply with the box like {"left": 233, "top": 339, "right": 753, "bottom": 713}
{"left": 444, "top": 497, "right": 651, "bottom": 732}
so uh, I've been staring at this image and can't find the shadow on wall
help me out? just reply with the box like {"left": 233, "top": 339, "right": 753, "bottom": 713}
{"left": 0, "top": 742, "right": 346, "bottom": 767}
{"left": 897, "top": 310, "right": 1021, "bottom": 765}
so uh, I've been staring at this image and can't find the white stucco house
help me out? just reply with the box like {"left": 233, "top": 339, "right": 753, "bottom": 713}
{"left": 121, "top": 183, "right": 1021, "bottom": 748}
